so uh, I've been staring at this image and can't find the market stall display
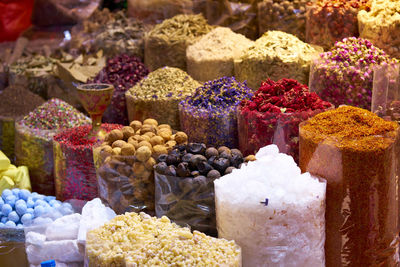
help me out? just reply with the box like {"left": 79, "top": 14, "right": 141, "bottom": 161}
{"left": 234, "top": 30, "right": 320, "bottom": 90}
{"left": 15, "top": 99, "right": 91, "bottom": 196}
{"left": 154, "top": 142, "right": 254, "bottom": 235}
{"left": 180, "top": 76, "right": 252, "bottom": 147}
{"left": 186, "top": 27, "right": 254, "bottom": 82}
{"left": 0, "top": 152, "right": 31, "bottom": 193}
{"left": 358, "top": 0, "right": 400, "bottom": 59}
{"left": 238, "top": 78, "right": 332, "bottom": 162}
{"left": 258, "top": 0, "right": 308, "bottom": 41}
{"left": 144, "top": 14, "right": 213, "bottom": 71}
{"left": 126, "top": 67, "right": 200, "bottom": 130}
{"left": 306, "top": 0, "right": 370, "bottom": 50}
{"left": 309, "top": 37, "right": 398, "bottom": 109}
{"left": 94, "top": 119, "right": 188, "bottom": 214}
{"left": 299, "top": 106, "right": 399, "bottom": 266}
{"left": 85, "top": 212, "right": 241, "bottom": 266}
{"left": 215, "top": 145, "right": 326, "bottom": 266}
{"left": 0, "top": 85, "right": 44, "bottom": 160}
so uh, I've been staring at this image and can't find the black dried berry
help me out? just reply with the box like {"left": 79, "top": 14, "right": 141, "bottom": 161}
{"left": 212, "top": 157, "right": 230, "bottom": 174}
{"left": 157, "top": 154, "right": 168, "bottom": 163}
{"left": 230, "top": 154, "right": 244, "bottom": 168}
{"left": 197, "top": 161, "right": 213, "bottom": 175}
{"left": 217, "top": 146, "right": 230, "bottom": 154}
{"left": 155, "top": 162, "right": 168, "bottom": 174}
{"left": 187, "top": 143, "right": 206, "bottom": 155}
{"left": 207, "top": 170, "right": 221, "bottom": 179}
{"left": 166, "top": 165, "right": 177, "bottom": 176}
{"left": 225, "top": 166, "right": 236, "bottom": 174}
{"left": 182, "top": 153, "right": 193, "bottom": 162}
{"left": 193, "top": 176, "right": 207, "bottom": 187}
{"left": 176, "top": 162, "right": 191, "bottom": 177}
{"left": 166, "top": 154, "right": 180, "bottom": 166}
{"left": 191, "top": 170, "right": 200, "bottom": 177}
{"left": 189, "top": 154, "right": 207, "bottom": 169}
{"left": 219, "top": 150, "right": 232, "bottom": 161}
{"left": 205, "top": 147, "right": 218, "bottom": 158}
{"left": 231, "top": 149, "right": 243, "bottom": 158}
{"left": 208, "top": 156, "right": 216, "bottom": 166}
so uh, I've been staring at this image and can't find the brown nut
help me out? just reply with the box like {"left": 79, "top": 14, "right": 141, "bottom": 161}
{"left": 100, "top": 145, "right": 113, "bottom": 156}
{"left": 158, "top": 124, "right": 171, "bottom": 130}
{"left": 140, "top": 124, "right": 156, "bottom": 135}
{"left": 150, "top": 136, "right": 164, "bottom": 146}
{"left": 105, "top": 129, "right": 124, "bottom": 143}
{"left": 136, "top": 146, "right": 152, "bottom": 162}
{"left": 144, "top": 132, "right": 156, "bottom": 138}
{"left": 165, "top": 140, "right": 177, "bottom": 149}
{"left": 153, "top": 145, "right": 168, "bottom": 156}
{"left": 121, "top": 126, "right": 136, "bottom": 140}
{"left": 129, "top": 120, "right": 142, "bottom": 131}
{"left": 158, "top": 129, "right": 172, "bottom": 141}
{"left": 121, "top": 143, "right": 136, "bottom": 156}
{"left": 143, "top": 118, "right": 158, "bottom": 127}
{"left": 144, "top": 157, "right": 156, "bottom": 170}
{"left": 245, "top": 155, "right": 256, "bottom": 162}
{"left": 112, "top": 147, "right": 121, "bottom": 155}
{"left": 174, "top": 132, "right": 188, "bottom": 144}
{"left": 218, "top": 146, "right": 230, "bottom": 154}
{"left": 138, "top": 141, "right": 152, "bottom": 150}
{"left": 128, "top": 137, "right": 139, "bottom": 149}
{"left": 112, "top": 140, "right": 127, "bottom": 148}
{"left": 142, "top": 135, "right": 151, "bottom": 142}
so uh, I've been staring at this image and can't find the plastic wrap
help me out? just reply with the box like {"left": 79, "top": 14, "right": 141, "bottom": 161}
{"left": 14, "top": 122, "right": 56, "bottom": 195}
{"left": 305, "top": 2, "right": 360, "bottom": 50}
{"left": 0, "top": 228, "right": 27, "bottom": 267}
{"left": 0, "top": 116, "right": 17, "bottom": 161}
{"left": 299, "top": 107, "right": 399, "bottom": 266}
{"left": 257, "top": 0, "right": 308, "bottom": 41}
{"left": 154, "top": 170, "right": 216, "bottom": 236}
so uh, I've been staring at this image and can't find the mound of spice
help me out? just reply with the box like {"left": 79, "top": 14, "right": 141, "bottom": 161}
{"left": 86, "top": 212, "right": 241, "bottom": 266}
{"left": 186, "top": 27, "right": 254, "bottom": 82}
{"left": 358, "top": 0, "right": 400, "bottom": 59}
{"left": 238, "top": 79, "right": 332, "bottom": 163}
{"left": 179, "top": 77, "right": 253, "bottom": 148}
{"left": 299, "top": 106, "right": 399, "bottom": 266}
{"left": 94, "top": 118, "right": 188, "bottom": 214}
{"left": 144, "top": 14, "right": 213, "bottom": 71}
{"left": 234, "top": 30, "right": 320, "bottom": 90}
{"left": 154, "top": 142, "right": 254, "bottom": 236}
{"left": 258, "top": 0, "right": 308, "bottom": 41}
{"left": 90, "top": 54, "right": 149, "bottom": 125}
{"left": 309, "top": 37, "right": 398, "bottom": 109}
{"left": 306, "top": 0, "right": 370, "bottom": 50}
{"left": 0, "top": 85, "right": 44, "bottom": 160}
{"left": 15, "top": 99, "right": 90, "bottom": 196}
{"left": 126, "top": 67, "right": 201, "bottom": 129}
{"left": 53, "top": 123, "right": 122, "bottom": 201}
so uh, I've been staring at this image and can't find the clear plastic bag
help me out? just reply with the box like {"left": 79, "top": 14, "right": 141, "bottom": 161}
{"left": 155, "top": 170, "right": 217, "bottom": 236}
{"left": 0, "top": 228, "right": 27, "bottom": 267}
{"left": 257, "top": 0, "right": 308, "bottom": 41}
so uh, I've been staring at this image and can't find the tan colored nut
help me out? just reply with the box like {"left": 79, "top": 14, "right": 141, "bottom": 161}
{"left": 138, "top": 141, "right": 152, "bottom": 150}
{"left": 158, "top": 124, "right": 171, "bottom": 130}
{"left": 158, "top": 129, "right": 172, "bottom": 141}
{"left": 121, "top": 126, "right": 136, "bottom": 140}
{"left": 104, "top": 156, "right": 112, "bottom": 165}
{"left": 100, "top": 145, "right": 113, "bottom": 155}
{"left": 129, "top": 120, "right": 142, "bottom": 132}
{"left": 112, "top": 140, "right": 127, "bottom": 148}
{"left": 144, "top": 157, "right": 156, "bottom": 170}
{"left": 153, "top": 145, "right": 168, "bottom": 155}
{"left": 174, "top": 132, "right": 188, "bottom": 144}
{"left": 140, "top": 124, "right": 156, "bottom": 135}
{"left": 132, "top": 162, "right": 146, "bottom": 176}
{"left": 101, "top": 142, "right": 110, "bottom": 146}
{"left": 142, "top": 135, "right": 151, "bottom": 142}
{"left": 245, "top": 155, "right": 256, "bottom": 162}
{"left": 112, "top": 147, "right": 121, "bottom": 155}
{"left": 150, "top": 136, "right": 164, "bottom": 146}
{"left": 105, "top": 129, "right": 124, "bottom": 143}
{"left": 144, "top": 132, "right": 156, "bottom": 138}
{"left": 136, "top": 129, "right": 141, "bottom": 134}
{"left": 121, "top": 143, "right": 136, "bottom": 156}
{"left": 136, "top": 146, "right": 152, "bottom": 162}
{"left": 143, "top": 118, "right": 158, "bottom": 127}
{"left": 128, "top": 138, "right": 139, "bottom": 149}
{"left": 166, "top": 140, "right": 177, "bottom": 149}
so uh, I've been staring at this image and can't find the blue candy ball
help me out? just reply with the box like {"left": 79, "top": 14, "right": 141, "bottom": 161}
{"left": 5, "top": 195, "right": 16, "bottom": 208}
{"left": 26, "top": 198, "right": 34, "bottom": 208}
{"left": 32, "top": 194, "right": 44, "bottom": 202}
{"left": 5, "top": 221, "right": 16, "bottom": 228}
{"left": 16, "top": 224, "right": 23, "bottom": 229}
{"left": 18, "top": 189, "right": 30, "bottom": 201}
{"left": 26, "top": 208, "right": 34, "bottom": 215}
{"left": 0, "top": 197, "right": 4, "bottom": 210}
{"left": 0, "top": 223, "right": 4, "bottom": 228}
{"left": 15, "top": 201, "right": 27, "bottom": 216}
{"left": 21, "top": 213, "right": 32, "bottom": 225}
{"left": 44, "top": 196, "right": 56, "bottom": 203}
{"left": 0, "top": 217, "right": 6, "bottom": 223}
{"left": 8, "top": 211, "right": 19, "bottom": 223}
{"left": 1, "top": 204, "right": 12, "bottom": 216}
{"left": 34, "top": 199, "right": 47, "bottom": 207}
{"left": 34, "top": 206, "right": 45, "bottom": 218}
{"left": 11, "top": 188, "right": 20, "bottom": 197}
{"left": 1, "top": 189, "right": 12, "bottom": 200}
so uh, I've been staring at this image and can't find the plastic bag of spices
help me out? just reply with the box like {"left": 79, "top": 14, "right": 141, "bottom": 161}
{"left": 299, "top": 106, "right": 400, "bottom": 266}
{"left": 305, "top": 0, "right": 370, "bottom": 50}
{"left": 0, "top": 228, "right": 28, "bottom": 267}
{"left": 257, "top": 0, "right": 308, "bottom": 41}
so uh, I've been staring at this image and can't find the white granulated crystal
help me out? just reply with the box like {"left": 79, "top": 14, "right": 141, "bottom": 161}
{"left": 214, "top": 145, "right": 326, "bottom": 267}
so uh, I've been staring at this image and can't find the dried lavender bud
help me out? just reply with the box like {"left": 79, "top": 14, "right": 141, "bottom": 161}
{"left": 205, "top": 147, "right": 218, "bottom": 158}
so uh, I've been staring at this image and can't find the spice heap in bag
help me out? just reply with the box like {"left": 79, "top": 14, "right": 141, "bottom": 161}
{"left": 358, "top": 0, "right": 400, "bottom": 59}
{"left": 299, "top": 106, "right": 399, "bottom": 266}
{"left": 180, "top": 77, "right": 252, "bottom": 148}
{"left": 0, "top": 85, "right": 44, "bottom": 160}
{"left": 238, "top": 79, "right": 332, "bottom": 163}
{"left": 258, "top": 0, "right": 308, "bottom": 41}
{"left": 234, "top": 31, "right": 320, "bottom": 90}
{"left": 306, "top": 0, "right": 371, "bottom": 50}
{"left": 215, "top": 145, "right": 326, "bottom": 267}
{"left": 309, "top": 37, "right": 398, "bottom": 109}
{"left": 186, "top": 27, "right": 254, "bottom": 82}
{"left": 144, "top": 14, "right": 213, "bottom": 71}
{"left": 154, "top": 142, "right": 255, "bottom": 235}
{"left": 86, "top": 212, "right": 241, "bottom": 266}
{"left": 94, "top": 118, "right": 188, "bottom": 214}
{"left": 53, "top": 124, "right": 121, "bottom": 201}
{"left": 126, "top": 67, "right": 200, "bottom": 130}
{"left": 90, "top": 54, "right": 149, "bottom": 125}
{"left": 15, "top": 99, "right": 90, "bottom": 195}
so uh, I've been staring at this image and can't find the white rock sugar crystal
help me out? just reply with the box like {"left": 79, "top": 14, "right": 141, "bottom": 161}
{"left": 214, "top": 145, "right": 326, "bottom": 267}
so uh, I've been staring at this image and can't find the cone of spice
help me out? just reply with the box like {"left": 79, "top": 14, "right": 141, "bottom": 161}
{"left": 238, "top": 79, "right": 332, "bottom": 163}
{"left": 0, "top": 85, "right": 44, "bottom": 160}
{"left": 299, "top": 106, "right": 399, "bottom": 266}
{"left": 309, "top": 37, "right": 398, "bottom": 110}
{"left": 179, "top": 76, "right": 252, "bottom": 148}
{"left": 53, "top": 123, "right": 122, "bottom": 201}
{"left": 15, "top": 99, "right": 91, "bottom": 195}
{"left": 306, "top": 0, "right": 371, "bottom": 50}
{"left": 144, "top": 14, "right": 213, "bottom": 71}
{"left": 89, "top": 54, "right": 149, "bottom": 125}
{"left": 126, "top": 67, "right": 200, "bottom": 130}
